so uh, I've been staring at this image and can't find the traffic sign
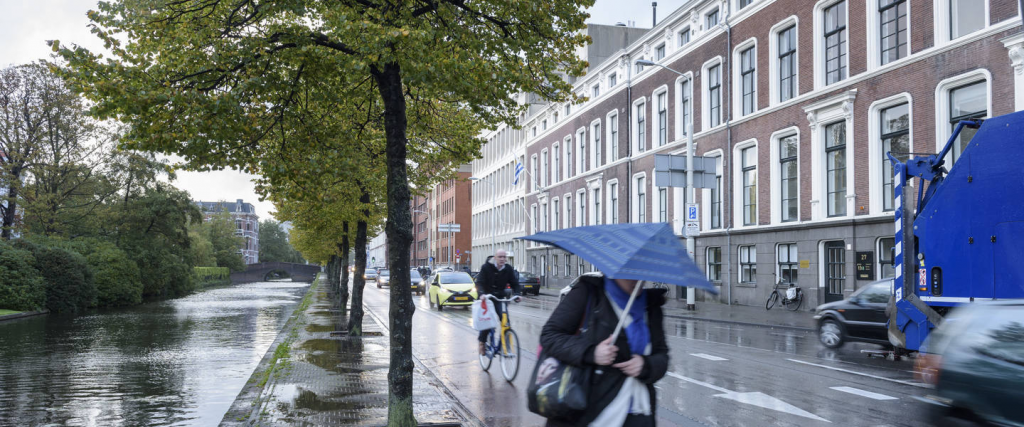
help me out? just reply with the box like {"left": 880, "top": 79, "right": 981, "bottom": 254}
{"left": 685, "top": 221, "right": 700, "bottom": 237}
{"left": 438, "top": 223, "right": 461, "bottom": 232}
{"left": 686, "top": 203, "right": 699, "bottom": 221}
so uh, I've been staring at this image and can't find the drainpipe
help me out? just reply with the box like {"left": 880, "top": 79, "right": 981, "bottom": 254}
{"left": 626, "top": 52, "right": 633, "bottom": 229}
{"left": 724, "top": 7, "right": 734, "bottom": 306}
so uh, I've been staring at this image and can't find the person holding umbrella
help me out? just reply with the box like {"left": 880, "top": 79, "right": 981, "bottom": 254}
{"left": 523, "top": 223, "right": 717, "bottom": 426}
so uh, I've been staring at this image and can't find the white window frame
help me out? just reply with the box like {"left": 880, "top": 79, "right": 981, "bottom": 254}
{"left": 591, "top": 119, "right": 603, "bottom": 170}
{"left": 700, "top": 149, "right": 724, "bottom": 231}
{"left": 552, "top": 142, "right": 560, "bottom": 184}
{"left": 739, "top": 245, "right": 757, "bottom": 284}
{"left": 577, "top": 189, "right": 587, "bottom": 226}
{"left": 706, "top": 246, "right": 722, "bottom": 283}
{"left": 867, "top": 0, "right": 912, "bottom": 70}
{"left": 530, "top": 154, "right": 538, "bottom": 192}
{"left": 934, "top": 0, "right": 990, "bottom": 45}
{"left": 702, "top": 57, "right": 724, "bottom": 131}
{"left": 607, "top": 179, "right": 620, "bottom": 224}
{"left": 576, "top": 128, "right": 587, "bottom": 175}
{"left": 675, "top": 73, "right": 695, "bottom": 137}
{"left": 733, "top": 38, "right": 759, "bottom": 118}
{"left": 868, "top": 93, "right": 913, "bottom": 215}
{"left": 805, "top": 90, "right": 856, "bottom": 220}
{"left": 540, "top": 148, "right": 548, "bottom": 187}
{"left": 653, "top": 85, "right": 670, "bottom": 146}
{"left": 632, "top": 172, "right": 648, "bottom": 223}
{"left": 934, "top": 70, "right": 991, "bottom": 167}
{"left": 590, "top": 186, "right": 602, "bottom": 226}
{"left": 563, "top": 135, "right": 573, "bottom": 179}
{"left": 769, "top": 16, "right": 800, "bottom": 106}
{"left": 592, "top": 84, "right": 601, "bottom": 99}
{"left": 633, "top": 97, "right": 648, "bottom": 154}
{"left": 655, "top": 43, "right": 666, "bottom": 61}
{"left": 705, "top": 7, "right": 720, "bottom": 30}
{"left": 813, "top": 0, "right": 850, "bottom": 90}
{"left": 769, "top": 127, "right": 801, "bottom": 225}
{"left": 606, "top": 110, "right": 620, "bottom": 163}
{"left": 563, "top": 193, "right": 573, "bottom": 229}
{"left": 530, "top": 203, "right": 538, "bottom": 235}
{"left": 733, "top": 140, "right": 759, "bottom": 228}
{"left": 609, "top": 72, "right": 618, "bottom": 88}
{"left": 552, "top": 197, "right": 560, "bottom": 231}
{"left": 678, "top": 26, "right": 691, "bottom": 47}
{"left": 657, "top": 184, "right": 669, "bottom": 223}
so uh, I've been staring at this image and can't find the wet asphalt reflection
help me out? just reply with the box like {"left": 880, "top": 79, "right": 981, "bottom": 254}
{"left": 0, "top": 281, "right": 308, "bottom": 426}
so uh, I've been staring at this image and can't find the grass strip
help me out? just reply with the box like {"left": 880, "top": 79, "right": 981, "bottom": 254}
{"left": 0, "top": 309, "right": 22, "bottom": 316}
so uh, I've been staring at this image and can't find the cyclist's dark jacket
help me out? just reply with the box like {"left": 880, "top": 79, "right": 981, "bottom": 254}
{"left": 539, "top": 274, "right": 669, "bottom": 427}
{"left": 475, "top": 260, "right": 520, "bottom": 297}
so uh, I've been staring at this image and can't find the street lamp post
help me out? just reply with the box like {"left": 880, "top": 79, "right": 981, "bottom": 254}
{"left": 469, "top": 177, "right": 496, "bottom": 264}
{"left": 635, "top": 59, "right": 697, "bottom": 310}
{"left": 412, "top": 209, "right": 431, "bottom": 270}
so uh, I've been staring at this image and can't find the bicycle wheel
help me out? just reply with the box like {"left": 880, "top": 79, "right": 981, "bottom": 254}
{"left": 785, "top": 293, "right": 802, "bottom": 311}
{"left": 765, "top": 291, "right": 779, "bottom": 310}
{"left": 500, "top": 329, "right": 520, "bottom": 382}
{"left": 478, "top": 330, "right": 493, "bottom": 371}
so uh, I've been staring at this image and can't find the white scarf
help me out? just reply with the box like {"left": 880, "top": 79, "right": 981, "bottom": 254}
{"left": 589, "top": 290, "right": 652, "bottom": 426}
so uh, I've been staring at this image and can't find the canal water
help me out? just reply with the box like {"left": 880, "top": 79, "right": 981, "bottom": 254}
{"left": 0, "top": 281, "right": 310, "bottom": 426}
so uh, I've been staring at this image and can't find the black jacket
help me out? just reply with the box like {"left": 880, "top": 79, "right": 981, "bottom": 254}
{"left": 539, "top": 275, "right": 669, "bottom": 426}
{"left": 475, "top": 261, "right": 520, "bottom": 297}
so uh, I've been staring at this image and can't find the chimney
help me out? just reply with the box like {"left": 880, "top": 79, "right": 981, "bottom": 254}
{"left": 652, "top": 2, "right": 658, "bottom": 26}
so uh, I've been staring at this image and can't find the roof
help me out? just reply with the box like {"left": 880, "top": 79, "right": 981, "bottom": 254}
{"left": 196, "top": 199, "right": 258, "bottom": 215}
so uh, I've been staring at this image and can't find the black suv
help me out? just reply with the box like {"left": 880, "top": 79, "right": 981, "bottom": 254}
{"left": 813, "top": 279, "right": 892, "bottom": 349}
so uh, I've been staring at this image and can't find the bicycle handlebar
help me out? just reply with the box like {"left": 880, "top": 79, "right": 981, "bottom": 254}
{"left": 482, "top": 294, "right": 521, "bottom": 303}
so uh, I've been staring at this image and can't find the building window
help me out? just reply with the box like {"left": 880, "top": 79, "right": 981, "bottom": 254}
{"left": 636, "top": 59, "right": 645, "bottom": 74}
{"left": 740, "top": 245, "right": 757, "bottom": 283}
{"left": 578, "top": 130, "right": 586, "bottom": 174}
{"left": 740, "top": 0, "right": 754, "bottom": 8}
{"left": 541, "top": 149, "right": 548, "bottom": 187}
{"left": 552, "top": 144, "right": 560, "bottom": 182}
{"left": 679, "top": 27, "right": 691, "bottom": 46}
{"left": 637, "top": 176, "right": 647, "bottom": 223}
{"left": 708, "top": 64, "right": 721, "bottom": 127}
{"left": 707, "top": 247, "right": 722, "bottom": 282}
{"left": 609, "top": 73, "right": 617, "bottom": 87}
{"left": 578, "top": 257, "right": 585, "bottom": 276}
{"left": 881, "top": 103, "right": 909, "bottom": 211}
{"left": 680, "top": 79, "right": 692, "bottom": 136}
{"left": 552, "top": 198, "right": 560, "bottom": 231}
{"left": 593, "top": 122, "right": 602, "bottom": 168}
{"left": 592, "top": 188, "right": 601, "bottom": 225}
{"left": 565, "top": 136, "right": 573, "bottom": 178}
{"left": 565, "top": 104, "right": 571, "bottom": 116}
{"left": 610, "top": 182, "right": 619, "bottom": 224}
{"left": 657, "top": 92, "right": 668, "bottom": 146}
{"left": 950, "top": 0, "right": 985, "bottom": 39}
{"left": 542, "top": 119, "right": 547, "bottom": 130}
{"left": 592, "top": 84, "right": 600, "bottom": 98}
{"left": 949, "top": 81, "right": 987, "bottom": 164}
{"left": 778, "top": 25, "right": 796, "bottom": 102}
{"left": 565, "top": 255, "right": 572, "bottom": 277}
{"left": 780, "top": 135, "right": 798, "bottom": 222}
{"left": 706, "top": 8, "right": 719, "bottom": 28}
{"left": 879, "top": 0, "right": 907, "bottom": 65}
{"left": 742, "top": 146, "right": 757, "bottom": 226}
{"left": 578, "top": 192, "right": 586, "bottom": 226}
{"left": 824, "top": 1, "right": 847, "bottom": 85}
{"left": 609, "top": 113, "right": 619, "bottom": 162}
{"left": 531, "top": 126, "right": 537, "bottom": 137}
{"left": 778, "top": 243, "right": 798, "bottom": 284}
{"left": 552, "top": 254, "right": 559, "bottom": 276}
{"left": 826, "top": 121, "right": 847, "bottom": 217}
{"left": 637, "top": 102, "right": 647, "bottom": 152}
{"left": 878, "top": 237, "right": 895, "bottom": 278}
{"left": 740, "top": 46, "right": 756, "bottom": 115}
{"left": 711, "top": 174, "right": 722, "bottom": 229}
{"left": 658, "top": 188, "right": 668, "bottom": 222}
{"left": 655, "top": 44, "right": 666, "bottom": 61}
{"left": 530, "top": 155, "right": 538, "bottom": 191}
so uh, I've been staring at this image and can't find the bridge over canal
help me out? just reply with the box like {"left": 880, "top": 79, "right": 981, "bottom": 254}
{"left": 230, "top": 262, "right": 321, "bottom": 284}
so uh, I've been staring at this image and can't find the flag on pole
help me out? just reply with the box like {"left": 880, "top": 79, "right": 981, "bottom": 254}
{"left": 514, "top": 162, "right": 525, "bottom": 185}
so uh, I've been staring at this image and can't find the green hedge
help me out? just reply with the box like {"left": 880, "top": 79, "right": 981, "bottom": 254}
{"left": 193, "top": 266, "right": 231, "bottom": 287}
{"left": 15, "top": 240, "right": 95, "bottom": 314}
{"left": 0, "top": 240, "right": 46, "bottom": 311}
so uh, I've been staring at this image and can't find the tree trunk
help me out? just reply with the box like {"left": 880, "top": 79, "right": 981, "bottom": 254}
{"left": 338, "top": 222, "right": 350, "bottom": 312}
{"left": 374, "top": 62, "right": 416, "bottom": 427}
{"left": 349, "top": 188, "right": 371, "bottom": 337}
{"left": 1, "top": 182, "right": 17, "bottom": 240}
{"left": 327, "top": 255, "right": 339, "bottom": 300}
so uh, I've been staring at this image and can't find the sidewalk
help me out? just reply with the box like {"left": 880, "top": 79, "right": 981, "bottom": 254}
{"left": 225, "top": 280, "right": 468, "bottom": 426}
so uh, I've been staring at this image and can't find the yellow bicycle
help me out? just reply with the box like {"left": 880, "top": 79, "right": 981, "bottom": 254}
{"left": 478, "top": 294, "right": 521, "bottom": 382}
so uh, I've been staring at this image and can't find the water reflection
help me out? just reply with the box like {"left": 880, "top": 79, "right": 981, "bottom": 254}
{"left": 0, "top": 281, "right": 308, "bottom": 426}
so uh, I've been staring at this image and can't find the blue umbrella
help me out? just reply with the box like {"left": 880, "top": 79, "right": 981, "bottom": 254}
{"left": 517, "top": 223, "right": 716, "bottom": 292}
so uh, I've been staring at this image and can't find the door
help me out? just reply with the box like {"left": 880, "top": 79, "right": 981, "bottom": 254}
{"left": 824, "top": 241, "right": 846, "bottom": 303}
{"left": 844, "top": 282, "right": 890, "bottom": 341}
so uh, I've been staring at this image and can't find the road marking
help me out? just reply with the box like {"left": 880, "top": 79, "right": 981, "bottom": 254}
{"left": 786, "top": 359, "right": 927, "bottom": 388}
{"left": 829, "top": 386, "right": 898, "bottom": 401}
{"left": 667, "top": 372, "right": 830, "bottom": 423}
{"left": 690, "top": 353, "right": 728, "bottom": 361}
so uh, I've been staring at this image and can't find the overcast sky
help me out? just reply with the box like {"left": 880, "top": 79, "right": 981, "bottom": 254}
{"left": 0, "top": 0, "right": 688, "bottom": 221}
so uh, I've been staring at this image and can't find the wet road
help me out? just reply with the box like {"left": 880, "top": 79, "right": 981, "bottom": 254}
{"left": 0, "top": 281, "right": 309, "bottom": 426}
{"left": 364, "top": 284, "right": 933, "bottom": 427}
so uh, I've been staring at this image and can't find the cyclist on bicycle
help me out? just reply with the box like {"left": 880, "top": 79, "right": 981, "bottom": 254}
{"left": 475, "top": 249, "right": 520, "bottom": 355}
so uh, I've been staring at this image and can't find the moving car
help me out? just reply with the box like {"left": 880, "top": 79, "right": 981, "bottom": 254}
{"left": 364, "top": 268, "right": 379, "bottom": 281}
{"left": 916, "top": 301, "right": 1024, "bottom": 426}
{"left": 813, "top": 279, "right": 892, "bottom": 349}
{"left": 427, "top": 271, "right": 478, "bottom": 311}
{"left": 375, "top": 268, "right": 390, "bottom": 288}
{"left": 518, "top": 271, "right": 541, "bottom": 295}
{"left": 410, "top": 269, "right": 424, "bottom": 295}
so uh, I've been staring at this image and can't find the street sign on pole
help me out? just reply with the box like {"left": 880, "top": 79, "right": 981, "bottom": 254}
{"left": 438, "top": 223, "right": 462, "bottom": 233}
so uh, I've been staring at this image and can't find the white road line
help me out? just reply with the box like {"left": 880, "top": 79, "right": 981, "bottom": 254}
{"left": 666, "top": 372, "right": 730, "bottom": 393}
{"left": 830, "top": 386, "right": 898, "bottom": 401}
{"left": 786, "top": 358, "right": 927, "bottom": 388}
{"left": 666, "top": 372, "right": 830, "bottom": 423}
{"left": 690, "top": 353, "right": 728, "bottom": 361}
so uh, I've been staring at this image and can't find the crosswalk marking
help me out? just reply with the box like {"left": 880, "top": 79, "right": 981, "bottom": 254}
{"left": 786, "top": 358, "right": 927, "bottom": 388}
{"left": 690, "top": 353, "right": 728, "bottom": 361}
{"left": 830, "top": 386, "right": 897, "bottom": 401}
{"left": 667, "top": 372, "right": 830, "bottom": 423}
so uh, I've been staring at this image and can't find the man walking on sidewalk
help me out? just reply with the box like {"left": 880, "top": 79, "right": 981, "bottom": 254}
{"left": 475, "top": 249, "right": 520, "bottom": 355}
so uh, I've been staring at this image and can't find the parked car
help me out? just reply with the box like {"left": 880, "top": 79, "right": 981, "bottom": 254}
{"left": 518, "top": 271, "right": 541, "bottom": 295}
{"left": 410, "top": 269, "right": 424, "bottom": 295}
{"left": 559, "top": 272, "right": 603, "bottom": 302}
{"left": 375, "top": 268, "right": 390, "bottom": 288}
{"left": 916, "top": 301, "right": 1024, "bottom": 426}
{"left": 364, "top": 268, "right": 378, "bottom": 281}
{"left": 427, "top": 271, "right": 478, "bottom": 311}
{"left": 470, "top": 271, "right": 480, "bottom": 279}
{"left": 813, "top": 279, "right": 892, "bottom": 349}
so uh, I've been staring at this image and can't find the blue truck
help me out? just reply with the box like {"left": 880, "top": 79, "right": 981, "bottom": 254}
{"left": 886, "top": 111, "right": 1024, "bottom": 354}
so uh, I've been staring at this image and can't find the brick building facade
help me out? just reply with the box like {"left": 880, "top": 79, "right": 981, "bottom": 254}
{"left": 408, "top": 164, "right": 474, "bottom": 271}
{"left": 196, "top": 199, "right": 260, "bottom": 265}
{"left": 519, "top": 0, "right": 1022, "bottom": 308}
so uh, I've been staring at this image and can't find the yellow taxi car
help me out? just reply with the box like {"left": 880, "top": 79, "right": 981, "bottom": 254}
{"left": 427, "top": 271, "right": 478, "bottom": 311}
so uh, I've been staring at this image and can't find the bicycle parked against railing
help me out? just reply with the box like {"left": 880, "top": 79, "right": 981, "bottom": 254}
{"left": 479, "top": 293, "right": 522, "bottom": 382}
{"left": 766, "top": 280, "right": 803, "bottom": 311}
